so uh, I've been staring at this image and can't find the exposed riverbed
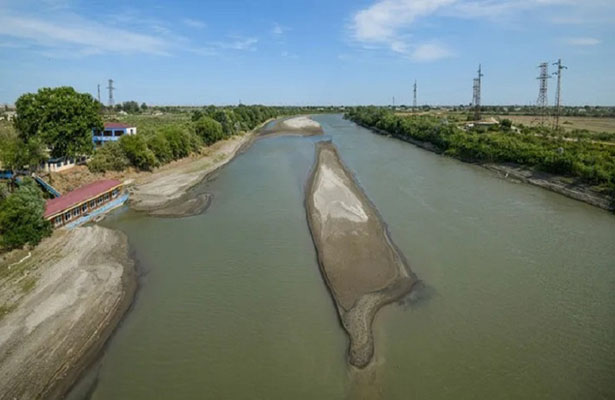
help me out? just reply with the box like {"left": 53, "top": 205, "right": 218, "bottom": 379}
{"left": 69, "top": 114, "right": 615, "bottom": 399}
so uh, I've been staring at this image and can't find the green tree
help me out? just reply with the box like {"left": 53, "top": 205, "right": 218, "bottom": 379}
{"left": 0, "top": 130, "right": 47, "bottom": 171}
{"left": 14, "top": 87, "right": 102, "bottom": 158}
{"left": 88, "top": 142, "right": 130, "bottom": 173}
{"left": 121, "top": 101, "right": 141, "bottom": 114}
{"left": 119, "top": 135, "right": 157, "bottom": 170}
{"left": 194, "top": 116, "right": 225, "bottom": 145}
{"left": 141, "top": 102, "right": 148, "bottom": 111}
{"left": 0, "top": 178, "right": 52, "bottom": 250}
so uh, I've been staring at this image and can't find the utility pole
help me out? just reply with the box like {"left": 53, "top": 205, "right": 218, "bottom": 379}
{"left": 536, "top": 62, "right": 550, "bottom": 125}
{"left": 413, "top": 80, "right": 417, "bottom": 110}
{"left": 392, "top": 96, "right": 395, "bottom": 107}
{"left": 97, "top": 84, "right": 101, "bottom": 104}
{"left": 107, "top": 79, "right": 115, "bottom": 107}
{"left": 472, "top": 64, "right": 483, "bottom": 121}
{"left": 552, "top": 59, "right": 567, "bottom": 130}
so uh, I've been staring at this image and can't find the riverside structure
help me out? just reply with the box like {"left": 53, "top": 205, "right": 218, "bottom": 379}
{"left": 44, "top": 179, "right": 127, "bottom": 229}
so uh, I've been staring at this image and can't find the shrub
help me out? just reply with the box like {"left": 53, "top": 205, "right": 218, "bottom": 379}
{"left": 119, "top": 135, "right": 158, "bottom": 171}
{"left": 147, "top": 132, "right": 173, "bottom": 164}
{"left": 88, "top": 141, "right": 130, "bottom": 173}
{"left": 0, "top": 178, "right": 52, "bottom": 250}
{"left": 194, "top": 116, "right": 225, "bottom": 145}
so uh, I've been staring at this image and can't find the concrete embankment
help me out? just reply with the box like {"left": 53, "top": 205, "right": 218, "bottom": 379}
{"left": 0, "top": 226, "right": 136, "bottom": 400}
{"left": 305, "top": 141, "right": 417, "bottom": 368}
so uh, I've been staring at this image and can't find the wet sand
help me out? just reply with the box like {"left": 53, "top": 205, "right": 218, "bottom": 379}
{"left": 305, "top": 141, "right": 418, "bottom": 368}
{"left": 259, "top": 115, "right": 324, "bottom": 137}
{"left": 0, "top": 226, "right": 136, "bottom": 400}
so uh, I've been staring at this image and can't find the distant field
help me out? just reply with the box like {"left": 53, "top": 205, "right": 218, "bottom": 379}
{"left": 495, "top": 115, "right": 615, "bottom": 133}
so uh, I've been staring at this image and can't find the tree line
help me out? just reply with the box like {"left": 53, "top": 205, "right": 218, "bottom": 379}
{"left": 345, "top": 107, "right": 615, "bottom": 198}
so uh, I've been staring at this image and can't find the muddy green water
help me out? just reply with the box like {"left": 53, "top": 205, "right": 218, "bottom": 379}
{"left": 70, "top": 114, "right": 615, "bottom": 400}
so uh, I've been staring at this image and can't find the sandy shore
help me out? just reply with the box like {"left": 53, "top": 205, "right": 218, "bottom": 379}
{"left": 305, "top": 141, "right": 417, "bottom": 368}
{"left": 259, "top": 115, "right": 324, "bottom": 137}
{"left": 0, "top": 226, "right": 136, "bottom": 400}
{"left": 129, "top": 132, "right": 255, "bottom": 216}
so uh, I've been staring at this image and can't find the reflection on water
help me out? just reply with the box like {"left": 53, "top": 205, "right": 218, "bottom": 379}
{"left": 70, "top": 115, "right": 615, "bottom": 400}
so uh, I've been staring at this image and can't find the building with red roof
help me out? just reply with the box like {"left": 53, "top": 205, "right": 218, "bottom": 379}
{"left": 45, "top": 179, "right": 126, "bottom": 228}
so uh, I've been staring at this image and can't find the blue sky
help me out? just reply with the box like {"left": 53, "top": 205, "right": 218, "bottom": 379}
{"left": 0, "top": 0, "right": 613, "bottom": 105}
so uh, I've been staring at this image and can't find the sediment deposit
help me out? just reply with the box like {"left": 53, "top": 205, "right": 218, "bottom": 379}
{"left": 305, "top": 141, "right": 417, "bottom": 368}
{"left": 259, "top": 115, "right": 324, "bottom": 137}
{"left": 0, "top": 226, "right": 136, "bottom": 400}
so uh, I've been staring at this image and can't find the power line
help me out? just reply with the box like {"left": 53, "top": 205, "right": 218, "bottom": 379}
{"left": 97, "top": 84, "right": 101, "bottom": 104}
{"left": 536, "top": 62, "right": 551, "bottom": 125}
{"left": 552, "top": 59, "right": 567, "bottom": 130}
{"left": 472, "top": 64, "right": 483, "bottom": 121}
{"left": 107, "top": 79, "right": 115, "bottom": 107}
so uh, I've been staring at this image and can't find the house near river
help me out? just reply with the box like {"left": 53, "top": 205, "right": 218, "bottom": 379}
{"left": 44, "top": 179, "right": 128, "bottom": 229}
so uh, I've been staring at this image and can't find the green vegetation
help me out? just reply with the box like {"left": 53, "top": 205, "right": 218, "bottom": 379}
{"left": 0, "top": 178, "right": 52, "bottom": 250}
{"left": 346, "top": 107, "right": 615, "bottom": 197}
{"left": 89, "top": 104, "right": 337, "bottom": 173}
{"left": 14, "top": 87, "right": 102, "bottom": 158}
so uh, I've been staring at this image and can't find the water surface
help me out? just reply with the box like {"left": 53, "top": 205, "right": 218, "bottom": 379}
{"left": 71, "top": 114, "right": 615, "bottom": 399}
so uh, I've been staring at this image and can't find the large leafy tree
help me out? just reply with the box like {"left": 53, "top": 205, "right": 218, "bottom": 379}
{"left": 14, "top": 87, "right": 102, "bottom": 158}
{"left": 0, "top": 178, "right": 52, "bottom": 250}
{"left": 0, "top": 130, "right": 47, "bottom": 171}
{"left": 194, "top": 116, "right": 225, "bottom": 145}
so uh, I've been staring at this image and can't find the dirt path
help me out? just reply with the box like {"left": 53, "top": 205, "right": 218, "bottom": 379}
{"left": 0, "top": 226, "right": 136, "bottom": 400}
{"left": 305, "top": 141, "right": 417, "bottom": 368}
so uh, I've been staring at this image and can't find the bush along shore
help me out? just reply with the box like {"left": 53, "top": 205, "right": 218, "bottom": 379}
{"left": 345, "top": 107, "right": 615, "bottom": 211}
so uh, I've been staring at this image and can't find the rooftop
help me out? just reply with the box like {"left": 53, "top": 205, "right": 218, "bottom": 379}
{"left": 104, "top": 122, "right": 135, "bottom": 129}
{"left": 44, "top": 179, "right": 122, "bottom": 218}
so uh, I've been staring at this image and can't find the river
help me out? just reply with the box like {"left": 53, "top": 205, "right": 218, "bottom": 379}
{"left": 68, "top": 114, "right": 615, "bottom": 399}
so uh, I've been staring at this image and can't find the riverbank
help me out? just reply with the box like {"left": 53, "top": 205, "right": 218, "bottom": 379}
{"left": 305, "top": 141, "right": 417, "bottom": 368}
{"left": 355, "top": 122, "right": 614, "bottom": 212}
{"left": 0, "top": 226, "right": 136, "bottom": 400}
{"left": 129, "top": 132, "right": 254, "bottom": 216}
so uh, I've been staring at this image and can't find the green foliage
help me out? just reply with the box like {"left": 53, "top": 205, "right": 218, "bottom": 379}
{"left": 146, "top": 132, "right": 173, "bottom": 164}
{"left": 14, "top": 87, "right": 101, "bottom": 158}
{"left": 194, "top": 116, "right": 225, "bottom": 145}
{"left": 120, "top": 101, "right": 141, "bottom": 114}
{"left": 88, "top": 141, "right": 130, "bottom": 173}
{"left": 346, "top": 107, "right": 615, "bottom": 195}
{"left": 0, "top": 132, "right": 47, "bottom": 171}
{"left": 119, "top": 135, "right": 158, "bottom": 171}
{"left": 0, "top": 178, "right": 52, "bottom": 250}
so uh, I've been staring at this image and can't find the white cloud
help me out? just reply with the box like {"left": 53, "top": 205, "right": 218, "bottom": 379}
{"left": 349, "top": 0, "right": 610, "bottom": 61}
{"left": 352, "top": 0, "right": 454, "bottom": 43}
{"left": 411, "top": 43, "right": 453, "bottom": 61}
{"left": 272, "top": 23, "right": 289, "bottom": 36}
{"left": 214, "top": 36, "right": 258, "bottom": 51}
{"left": 183, "top": 18, "right": 206, "bottom": 29}
{"left": 565, "top": 37, "right": 601, "bottom": 46}
{"left": 0, "top": 13, "right": 172, "bottom": 55}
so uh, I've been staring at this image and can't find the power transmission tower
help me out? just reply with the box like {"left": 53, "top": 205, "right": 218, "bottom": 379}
{"left": 413, "top": 80, "right": 417, "bottom": 109}
{"left": 536, "top": 62, "right": 551, "bottom": 125}
{"left": 107, "top": 79, "right": 115, "bottom": 107}
{"left": 552, "top": 59, "right": 567, "bottom": 130}
{"left": 472, "top": 64, "right": 483, "bottom": 121}
{"left": 97, "top": 84, "right": 101, "bottom": 103}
